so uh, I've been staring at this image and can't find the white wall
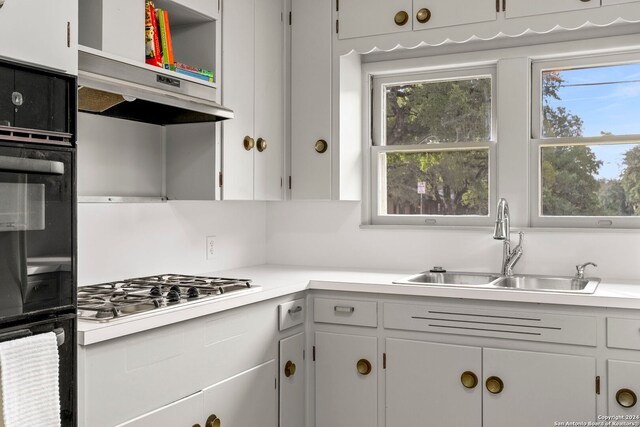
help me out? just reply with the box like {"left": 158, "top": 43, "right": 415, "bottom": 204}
{"left": 266, "top": 201, "right": 640, "bottom": 281}
{"left": 78, "top": 201, "right": 267, "bottom": 285}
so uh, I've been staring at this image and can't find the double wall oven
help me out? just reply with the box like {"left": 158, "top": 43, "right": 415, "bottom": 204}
{"left": 0, "top": 59, "right": 76, "bottom": 425}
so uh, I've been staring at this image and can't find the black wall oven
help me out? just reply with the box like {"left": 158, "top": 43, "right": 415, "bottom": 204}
{"left": 0, "top": 59, "right": 76, "bottom": 426}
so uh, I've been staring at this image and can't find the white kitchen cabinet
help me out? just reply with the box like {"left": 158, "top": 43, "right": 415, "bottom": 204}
{"left": 504, "top": 0, "right": 599, "bottom": 19}
{"left": 117, "top": 392, "right": 204, "bottom": 427}
{"left": 608, "top": 360, "right": 640, "bottom": 416}
{"left": 385, "top": 339, "right": 482, "bottom": 427}
{"left": 412, "top": 0, "right": 496, "bottom": 31}
{"left": 315, "top": 332, "right": 377, "bottom": 427}
{"left": 222, "top": 0, "right": 284, "bottom": 200}
{"left": 203, "top": 360, "right": 277, "bottom": 427}
{"left": 603, "top": 0, "right": 640, "bottom": 5}
{"left": 290, "top": 0, "right": 333, "bottom": 199}
{"left": 279, "top": 332, "right": 305, "bottom": 427}
{"left": 0, "top": 0, "right": 76, "bottom": 74}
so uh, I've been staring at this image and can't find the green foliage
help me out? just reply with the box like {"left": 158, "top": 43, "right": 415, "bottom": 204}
{"left": 621, "top": 145, "right": 640, "bottom": 214}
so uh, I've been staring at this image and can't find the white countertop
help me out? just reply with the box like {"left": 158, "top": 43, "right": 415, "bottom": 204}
{"left": 77, "top": 264, "right": 640, "bottom": 345}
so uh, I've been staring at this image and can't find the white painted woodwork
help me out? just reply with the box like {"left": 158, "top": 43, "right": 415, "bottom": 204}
{"left": 315, "top": 332, "right": 378, "bottom": 427}
{"left": 413, "top": 0, "right": 497, "bottom": 31}
{"left": 202, "top": 360, "right": 277, "bottom": 427}
{"left": 385, "top": 339, "right": 482, "bottom": 427}
{"left": 254, "top": 0, "right": 284, "bottom": 200}
{"left": 290, "top": 0, "right": 332, "bottom": 199}
{"left": 279, "top": 299, "right": 305, "bottom": 331}
{"left": 505, "top": 0, "right": 600, "bottom": 19}
{"left": 279, "top": 333, "right": 305, "bottom": 427}
{"left": 608, "top": 360, "right": 640, "bottom": 416}
{"left": 607, "top": 318, "right": 640, "bottom": 351}
{"left": 483, "top": 348, "right": 596, "bottom": 427}
{"left": 116, "top": 391, "right": 204, "bottom": 427}
{"left": 314, "top": 298, "right": 378, "bottom": 327}
{"left": 384, "top": 302, "right": 597, "bottom": 346}
{"left": 603, "top": 0, "right": 640, "bottom": 4}
{"left": 337, "top": 0, "right": 413, "bottom": 40}
{"left": 337, "top": 52, "right": 362, "bottom": 200}
{"left": 164, "top": 0, "right": 219, "bottom": 20}
{"left": 222, "top": 0, "right": 256, "bottom": 200}
{"left": 0, "top": 0, "right": 76, "bottom": 73}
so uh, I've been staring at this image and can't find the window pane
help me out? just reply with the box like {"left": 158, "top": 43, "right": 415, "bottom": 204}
{"left": 382, "top": 150, "right": 489, "bottom": 216}
{"left": 541, "top": 143, "right": 640, "bottom": 216}
{"left": 385, "top": 77, "right": 492, "bottom": 145}
{"left": 542, "top": 63, "right": 640, "bottom": 138}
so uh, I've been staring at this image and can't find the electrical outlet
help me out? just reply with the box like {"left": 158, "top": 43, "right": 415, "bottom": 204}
{"left": 206, "top": 236, "right": 216, "bottom": 260}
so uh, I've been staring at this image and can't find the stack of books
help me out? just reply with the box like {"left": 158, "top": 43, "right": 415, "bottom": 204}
{"left": 144, "top": 0, "right": 215, "bottom": 83}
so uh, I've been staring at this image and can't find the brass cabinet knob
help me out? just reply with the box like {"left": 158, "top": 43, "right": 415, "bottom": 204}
{"left": 193, "top": 425, "right": 201, "bottom": 427}
{"left": 315, "top": 139, "right": 328, "bottom": 154}
{"left": 461, "top": 371, "right": 478, "bottom": 389}
{"left": 206, "top": 414, "right": 221, "bottom": 427}
{"left": 256, "top": 137, "right": 267, "bottom": 152}
{"left": 486, "top": 376, "right": 504, "bottom": 394}
{"left": 617, "top": 389, "right": 638, "bottom": 408}
{"left": 356, "top": 358, "right": 372, "bottom": 375}
{"left": 243, "top": 136, "right": 255, "bottom": 151}
{"left": 284, "top": 360, "right": 296, "bottom": 378}
{"left": 416, "top": 8, "right": 431, "bottom": 24}
{"left": 394, "top": 11, "right": 409, "bottom": 26}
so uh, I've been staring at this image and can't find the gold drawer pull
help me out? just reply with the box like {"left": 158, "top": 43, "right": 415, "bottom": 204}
{"left": 357, "top": 358, "right": 372, "bottom": 375}
{"left": 461, "top": 371, "right": 478, "bottom": 389}
{"left": 486, "top": 376, "right": 504, "bottom": 394}
{"left": 284, "top": 360, "right": 297, "bottom": 378}
{"left": 315, "top": 139, "right": 328, "bottom": 153}
{"left": 416, "top": 8, "right": 431, "bottom": 24}
{"left": 394, "top": 10, "right": 409, "bottom": 26}
{"left": 617, "top": 389, "right": 638, "bottom": 408}
{"left": 256, "top": 137, "right": 267, "bottom": 152}
{"left": 334, "top": 305, "right": 355, "bottom": 313}
{"left": 243, "top": 136, "right": 254, "bottom": 151}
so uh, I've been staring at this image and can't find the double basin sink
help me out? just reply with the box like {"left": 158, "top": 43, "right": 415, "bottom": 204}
{"left": 393, "top": 271, "right": 600, "bottom": 294}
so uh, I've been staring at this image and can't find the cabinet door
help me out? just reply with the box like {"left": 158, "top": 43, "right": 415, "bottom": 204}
{"left": 608, "top": 360, "right": 640, "bottom": 416}
{"left": 413, "top": 0, "right": 496, "bottom": 31}
{"left": 290, "top": 0, "right": 332, "bottom": 199}
{"left": 385, "top": 338, "right": 482, "bottom": 427}
{"left": 315, "top": 332, "right": 377, "bottom": 427}
{"left": 505, "top": 0, "right": 599, "bottom": 19}
{"left": 222, "top": 0, "right": 256, "bottom": 200}
{"left": 203, "top": 360, "right": 277, "bottom": 427}
{"left": 483, "top": 348, "right": 596, "bottom": 427}
{"left": 337, "top": 0, "right": 413, "bottom": 39}
{"left": 117, "top": 392, "right": 203, "bottom": 427}
{"left": 0, "top": 0, "right": 75, "bottom": 73}
{"left": 279, "top": 333, "right": 305, "bottom": 427}
{"left": 254, "top": 0, "right": 284, "bottom": 201}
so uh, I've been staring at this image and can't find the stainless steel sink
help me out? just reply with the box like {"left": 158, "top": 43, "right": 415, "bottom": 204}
{"left": 493, "top": 275, "right": 600, "bottom": 294}
{"left": 393, "top": 272, "right": 502, "bottom": 287}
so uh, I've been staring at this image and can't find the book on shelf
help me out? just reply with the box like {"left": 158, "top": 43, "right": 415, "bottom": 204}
{"left": 175, "top": 67, "right": 215, "bottom": 83}
{"left": 144, "top": 1, "right": 162, "bottom": 68}
{"left": 156, "top": 8, "right": 175, "bottom": 71}
{"left": 174, "top": 62, "right": 215, "bottom": 80}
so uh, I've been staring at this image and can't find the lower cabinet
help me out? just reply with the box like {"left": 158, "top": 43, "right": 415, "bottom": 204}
{"left": 279, "top": 332, "right": 305, "bottom": 427}
{"left": 315, "top": 332, "right": 378, "bottom": 427}
{"left": 608, "top": 360, "right": 640, "bottom": 416}
{"left": 118, "top": 392, "right": 203, "bottom": 427}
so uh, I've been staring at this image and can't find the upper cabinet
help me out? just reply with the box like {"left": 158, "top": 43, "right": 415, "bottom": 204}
{"left": 0, "top": 0, "right": 77, "bottom": 74}
{"left": 504, "top": 0, "right": 599, "bottom": 19}
{"left": 222, "top": 0, "right": 284, "bottom": 201}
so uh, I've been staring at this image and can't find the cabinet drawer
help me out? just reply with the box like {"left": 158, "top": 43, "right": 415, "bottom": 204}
{"left": 314, "top": 298, "right": 377, "bottom": 327}
{"left": 279, "top": 299, "right": 305, "bottom": 331}
{"left": 607, "top": 318, "right": 640, "bottom": 350}
{"left": 384, "top": 303, "right": 597, "bottom": 346}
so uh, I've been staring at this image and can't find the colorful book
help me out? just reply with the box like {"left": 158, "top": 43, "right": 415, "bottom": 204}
{"left": 175, "top": 67, "right": 215, "bottom": 83}
{"left": 174, "top": 62, "right": 215, "bottom": 80}
{"left": 163, "top": 10, "right": 175, "bottom": 71}
{"left": 144, "top": 1, "right": 162, "bottom": 67}
{"left": 157, "top": 9, "right": 172, "bottom": 70}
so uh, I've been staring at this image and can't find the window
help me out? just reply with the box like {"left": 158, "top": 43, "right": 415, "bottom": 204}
{"left": 531, "top": 55, "right": 640, "bottom": 227}
{"left": 370, "top": 67, "right": 497, "bottom": 226}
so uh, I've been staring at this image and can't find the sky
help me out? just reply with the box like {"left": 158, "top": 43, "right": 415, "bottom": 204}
{"left": 544, "top": 63, "right": 640, "bottom": 180}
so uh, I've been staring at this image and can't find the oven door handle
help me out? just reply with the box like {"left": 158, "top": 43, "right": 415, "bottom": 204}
{"left": 0, "top": 328, "right": 65, "bottom": 347}
{"left": 0, "top": 156, "right": 64, "bottom": 175}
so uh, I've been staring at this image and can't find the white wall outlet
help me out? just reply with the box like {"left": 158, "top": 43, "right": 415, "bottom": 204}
{"left": 206, "top": 236, "right": 216, "bottom": 260}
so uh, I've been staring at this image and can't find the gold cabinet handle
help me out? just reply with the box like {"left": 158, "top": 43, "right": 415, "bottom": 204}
{"left": 206, "top": 414, "right": 221, "bottom": 427}
{"left": 416, "top": 8, "right": 431, "bottom": 23}
{"left": 356, "top": 358, "right": 372, "bottom": 375}
{"left": 486, "top": 376, "right": 504, "bottom": 394}
{"left": 394, "top": 10, "right": 409, "bottom": 26}
{"left": 617, "top": 389, "right": 638, "bottom": 408}
{"left": 243, "top": 136, "right": 254, "bottom": 151}
{"left": 284, "top": 360, "right": 296, "bottom": 378}
{"left": 315, "top": 139, "right": 328, "bottom": 154}
{"left": 460, "top": 371, "right": 478, "bottom": 389}
{"left": 256, "top": 137, "right": 267, "bottom": 152}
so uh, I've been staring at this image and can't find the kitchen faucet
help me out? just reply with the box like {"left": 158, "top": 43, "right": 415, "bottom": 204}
{"left": 493, "top": 198, "right": 524, "bottom": 276}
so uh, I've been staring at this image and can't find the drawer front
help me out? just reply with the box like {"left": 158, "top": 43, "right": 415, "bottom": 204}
{"left": 608, "top": 318, "right": 640, "bottom": 350}
{"left": 384, "top": 303, "right": 597, "bottom": 346}
{"left": 314, "top": 298, "right": 377, "bottom": 327}
{"left": 279, "top": 299, "right": 305, "bottom": 331}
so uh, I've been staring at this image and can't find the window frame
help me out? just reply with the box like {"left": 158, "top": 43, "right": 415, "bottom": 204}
{"left": 530, "top": 52, "right": 640, "bottom": 228}
{"left": 368, "top": 66, "right": 498, "bottom": 227}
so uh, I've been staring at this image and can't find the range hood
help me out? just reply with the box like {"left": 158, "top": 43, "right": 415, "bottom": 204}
{"left": 77, "top": 46, "right": 233, "bottom": 125}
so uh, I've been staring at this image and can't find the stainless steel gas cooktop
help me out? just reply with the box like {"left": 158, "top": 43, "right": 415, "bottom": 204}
{"left": 78, "top": 274, "right": 257, "bottom": 322}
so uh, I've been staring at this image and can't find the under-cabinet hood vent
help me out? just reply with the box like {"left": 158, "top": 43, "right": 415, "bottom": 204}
{"left": 77, "top": 46, "right": 233, "bottom": 125}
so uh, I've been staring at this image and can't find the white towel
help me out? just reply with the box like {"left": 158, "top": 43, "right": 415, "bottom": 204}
{"left": 0, "top": 332, "right": 61, "bottom": 427}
